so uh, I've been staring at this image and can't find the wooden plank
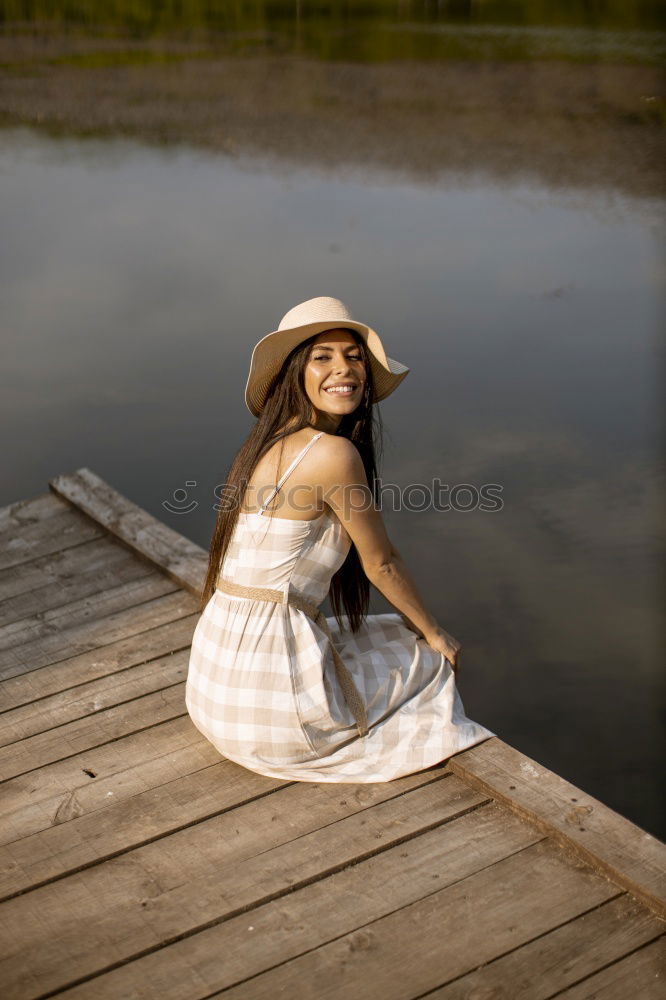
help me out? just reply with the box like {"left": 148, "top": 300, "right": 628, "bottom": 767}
{"left": 0, "top": 677, "right": 188, "bottom": 780}
{"left": 0, "top": 614, "right": 197, "bottom": 710}
{"left": 0, "top": 760, "right": 285, "bottom": 900}
{"left": 427, "top": 894, "right": 666, "bottom": 998}
{"left": 446, "top": 739, "right": 666, "bottom": 918}
{"left": 0, "top": 536, "right": 155, "bottom": 620}
{"left": 0, "top": 777, "right": 492, "bottom": 997}
{"left": 0, "top": 715, "right": 217, "bottom": 846}
{"left": 0, "top": 492, "right": 65, "bottom": 533}
{"left": 0, "top": 508, "right": 103, "bottom": 570}
{"left": 0, "top": 651, "right": 188, "bottom": 746}
{"left": 0, "top": 589, "right": 196, "bottom": 681}
{"left": 553, "top": 936, "right": 665, "bottom": 999}
{"left": 0, "top": 571, "right": 181, "bottom": 653}
{"left": 49, "top": 810, "right": 591, "bottom": 1000}
{"left": 49, "top": 468, "right": 208, "bottom": 597}
{"left": 199, "top": 839, "right": 622, "bottom": 1000}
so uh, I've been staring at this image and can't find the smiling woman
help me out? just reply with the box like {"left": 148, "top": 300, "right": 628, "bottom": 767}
{"left": 185, "top": 295, "right": 495, "bottom": 782}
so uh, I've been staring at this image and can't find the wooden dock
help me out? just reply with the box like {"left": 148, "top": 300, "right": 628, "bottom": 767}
{"left": 1, "top": 467, "right": 664, "bottom": 999}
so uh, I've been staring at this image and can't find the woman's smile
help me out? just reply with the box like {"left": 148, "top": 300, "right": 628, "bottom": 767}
{"left": 323, "top": 383, "right": 359, "bottom": 395}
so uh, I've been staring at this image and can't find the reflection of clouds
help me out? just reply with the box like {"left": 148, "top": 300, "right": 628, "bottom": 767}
{"left": 391, "top": 427, "right": 584, "bottom": 485}
{"left": 526, "top": 455, "right": 662, "bottom": 556}
{"left": 505, "top": 185, "right": 664, "bottom": 232}
{"left": 372, "top": 419, "right": 660, "bottom": 686}
{"left": 412, "top": 519, "right": 649, "bottom": 673}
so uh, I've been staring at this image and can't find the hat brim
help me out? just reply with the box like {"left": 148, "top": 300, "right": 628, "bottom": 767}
{"left": 245, "top": 320, "right": 409, "bottom": 418}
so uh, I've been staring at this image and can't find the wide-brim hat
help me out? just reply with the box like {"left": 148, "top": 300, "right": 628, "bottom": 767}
{"left": 245, "top": 296, "right": 410, "bottom": 417}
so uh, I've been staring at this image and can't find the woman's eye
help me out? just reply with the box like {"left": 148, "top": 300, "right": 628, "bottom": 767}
{"left": 314, "top": 354, "right": 362, "bottom": 361}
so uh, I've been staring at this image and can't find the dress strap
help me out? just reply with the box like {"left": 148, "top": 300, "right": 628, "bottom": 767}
{"left": 258, "top": 432, "right": 325, "bottom": 514}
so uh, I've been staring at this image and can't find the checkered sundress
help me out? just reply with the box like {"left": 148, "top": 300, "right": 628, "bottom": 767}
{"left": 186, "top": 433, "right": 495, "bottom": 782}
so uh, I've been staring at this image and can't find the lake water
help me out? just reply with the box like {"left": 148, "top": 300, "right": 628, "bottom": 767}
{"left": 1, "top": 2, "right": 664, "bottom": 838}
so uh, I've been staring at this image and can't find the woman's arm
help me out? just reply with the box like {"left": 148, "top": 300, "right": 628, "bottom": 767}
{"left": 366, "top": 542, "right": 462, "bottom": 673}
{"left": 370, "top": 548, "right": 431, "bottom": 638}
{"left": 311, "top": 438, "right": 443, "bottom": 644}
{"left": 380, "top": 543, "right": 425, "bottom": 637}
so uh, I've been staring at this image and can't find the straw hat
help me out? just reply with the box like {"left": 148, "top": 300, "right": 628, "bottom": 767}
{"left": 245, "top": 296, "right": 410, "bottom": 417}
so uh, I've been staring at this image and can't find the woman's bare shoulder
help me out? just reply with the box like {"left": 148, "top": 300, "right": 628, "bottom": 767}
{"left": 312, "top": 432, "right": 360, "bottom": 460}
{"left": 309, "top": 434, "right": 366, "bottom": 484}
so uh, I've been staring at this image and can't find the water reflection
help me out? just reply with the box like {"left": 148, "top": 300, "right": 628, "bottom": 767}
{"left": 1, "top": 5, "right": 664, "bottom": 199}
{"left": 1, "top": 0, "right": 663, "bottom": 838}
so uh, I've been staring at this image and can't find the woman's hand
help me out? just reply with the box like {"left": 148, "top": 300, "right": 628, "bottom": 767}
{"left": 424, "top": 627, "right": 462, "bottom": 679}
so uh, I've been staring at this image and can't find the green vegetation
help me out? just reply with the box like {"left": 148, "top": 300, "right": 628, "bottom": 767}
{"left": 1, "top": 1, "right": 665, "bottom": 34}
{"left": 0, "top": 2, "right": 664, "bottom": 68}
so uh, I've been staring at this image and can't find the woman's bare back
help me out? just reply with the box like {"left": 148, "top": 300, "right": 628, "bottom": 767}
{"left": 241, "top": 428, "right": 327, "bottom": 521}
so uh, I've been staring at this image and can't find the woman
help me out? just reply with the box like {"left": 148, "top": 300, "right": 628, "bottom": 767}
{"left": 186, "top": 296, "right": 495, "bottom": 782}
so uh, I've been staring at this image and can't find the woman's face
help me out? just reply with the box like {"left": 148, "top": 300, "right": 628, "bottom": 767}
{"left": 303, "top": 329, "right": 367, "bottom": 429}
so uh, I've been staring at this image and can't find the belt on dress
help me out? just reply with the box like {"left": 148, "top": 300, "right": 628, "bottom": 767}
{"left": 216, "top": 577, "right": 369, "bottom": 738}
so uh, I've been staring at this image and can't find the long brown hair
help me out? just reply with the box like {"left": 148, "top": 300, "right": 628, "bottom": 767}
{"left": 199, "top": 328, "right": 384, "bottom": 632}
